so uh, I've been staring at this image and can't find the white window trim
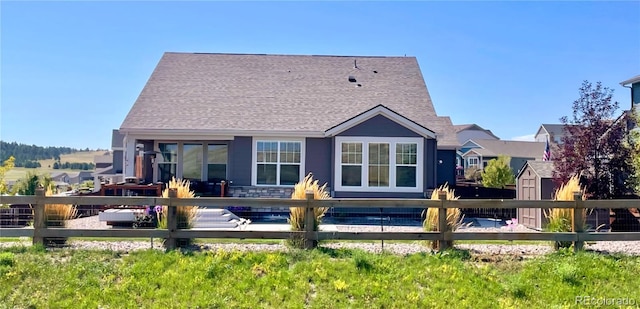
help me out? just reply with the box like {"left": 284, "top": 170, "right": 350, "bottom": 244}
{"left": 251, "top": 138, "right": 306, "bottom": 187}
{"left": 334, "top": 136, "right": 423, "bottom": 193}
{"left": 467, "top": 156, "right": 479, "bottom": 168}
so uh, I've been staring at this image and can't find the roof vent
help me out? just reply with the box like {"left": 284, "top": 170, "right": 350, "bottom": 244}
{"left": 348, "top": 76, "right": 357, "bottom": 82}
{"left": 356, "top": 83, "right": 362, "bottom": 87}
{"left": 373, "top": 70, "right": 378, "bottom": 74}
{"left": 354, "top": 59, "right": 358, "bottom": 69}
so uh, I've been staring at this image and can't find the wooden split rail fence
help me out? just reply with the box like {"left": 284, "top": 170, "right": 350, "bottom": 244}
{"left": 0, "top": 190, "right": 639, "bottom": 251}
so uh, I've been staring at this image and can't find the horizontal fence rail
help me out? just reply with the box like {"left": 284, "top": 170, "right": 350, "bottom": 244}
{"left": 1, "top": 189, "right": 639, "bottom": 251}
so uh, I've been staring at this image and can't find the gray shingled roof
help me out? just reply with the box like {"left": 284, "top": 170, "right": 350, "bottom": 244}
{"left": 539, "top": 124, "right": 567, "bottom": 138}
{"left": 525, "top": 160, "right": 555, "bottom": 178}
{"left": 453, "top": 123, "right": 500, "bottom": 139}
{"left": 465, "top": 139, "right": 546, "bottom": 159}
{"left": 120, "top": 52, "right": 458, "bottom": 147}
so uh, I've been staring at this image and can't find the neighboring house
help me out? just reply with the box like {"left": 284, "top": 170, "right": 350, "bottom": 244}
{"left": 620, "top": 74, "right": 640, "bottom": 109}
{"left": 118, "top": 52, "right": 459, "bottom": 199}
{"left": 51, "top": 172, "right": 71, "bottom": 184}
{"left": 51, "top": 171, "right": 93, "bottom": 185}
{"left": 94, "top": 152, "right": 113, "bottom": 169}
{"left": 534, "top": 124, "right": 571, "bottom": 145}
{"left": 454, "top": 124, "right": 499, "bottom": 179}
{"left": 460, "top": 139, "right": 546, "bottom": 176}
{"left": 454, "top": 124, "right": 499, "bottom": 145}
{"left": 621, "top": 75, "right": 640, "bottom": 131}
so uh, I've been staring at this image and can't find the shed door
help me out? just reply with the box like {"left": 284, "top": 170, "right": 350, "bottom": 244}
{"left": 518, "top": 170, "right": 538, "bottom": 228}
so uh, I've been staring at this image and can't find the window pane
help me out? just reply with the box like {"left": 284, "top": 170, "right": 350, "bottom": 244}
{"left": 368, "top": 166, "right": 389, "bottom": 187}
{"left": 280, "top": 165, "right": 300, "bottom": 186}
{"left": 207, "top": 144, "right": 227, "bottom": 181}
{"left": 159, "top": 143, "right": 177, "bottom": 163}
{"left": 396, "top": 166, "right": 417, "bottom": 187}
{"left": 207, "top": 164, "right": 227, "bottom": 182}
{"left": 341, "top": 142, "right": 362, "bottom": 164}
{"left": 396, "top": 143, "right": 417, "bottom": 165}
{"left": 280, "top": 142, "right": 301, "bottom": 163}
{"left": 341, "top": 166, "right": 362, "bottom": 186}
{"left": 257, "top": 141, "right": 278, "bottom": 163}
{"left": 158, "top": 163, "right": 176, "bottom": 184}
{"left": 183, "top": 144, "right": 203, "bottom": 180}
{"left": 257, "top": 164, "right": 277, "bottom": 185}
{"left": 368, "top": 143, "right": 389, "bottom": 187}
{"left": 208, "top": 145, "right": 227, "bottom": 164}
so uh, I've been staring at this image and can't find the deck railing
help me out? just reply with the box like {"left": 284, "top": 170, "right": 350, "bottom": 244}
{"left": 1, "top": 189, "right": 638, "bottom": 251}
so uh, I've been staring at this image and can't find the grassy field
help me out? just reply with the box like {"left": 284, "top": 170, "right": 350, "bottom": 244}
{"left": 0, "top": 246, "right": 638, "bottom": 308}
{"left": 4, "top": 151, "right": 106, "bottom": 181}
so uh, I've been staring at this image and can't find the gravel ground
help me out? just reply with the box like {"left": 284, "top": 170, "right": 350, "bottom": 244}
{"left": 2, "top": 216, "right": 639, "bottom": 256}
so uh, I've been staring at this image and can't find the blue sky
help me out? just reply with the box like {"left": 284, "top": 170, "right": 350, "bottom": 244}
{"left": 1, "top": 1, "right": 639, "bottom": 150}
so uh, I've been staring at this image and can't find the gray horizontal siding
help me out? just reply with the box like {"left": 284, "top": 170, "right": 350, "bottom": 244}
{"left": 305, "top": 138, "right": 332, "bottom": 188}
{"left": 229, "top": 137, "right": 252, "bottom": 186}
{"left": 337, "top": 115, "right": 422, "bottom": 137}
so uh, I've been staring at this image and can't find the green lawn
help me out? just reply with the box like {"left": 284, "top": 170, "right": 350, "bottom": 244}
{"left": 1, "top": 245, "right": 638, "bottom": 308}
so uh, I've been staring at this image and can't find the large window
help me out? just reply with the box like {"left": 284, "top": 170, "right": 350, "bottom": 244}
{"left": 255, "top": 140, "right": 302, "bottom": 186}
{"left": 155, "top": 142, "right": 227, "bottom": 183}
{"left": 335, "top": 137, "right": 423, "bottom": 192}
{"left": 207, "top": 144, "right": 228, "bottom": 181}
{"left": 368, "top": 143, "right": 389, "bottom": 187}
{"left": 158, "top": 143, "right": 178, "bottom": 184}
{"left": 396, "top": 143, "right": 417, "bottom": 187}
{"left": 183, "top": 144, "right": 203, "bottom": 180}
{"left": 341, "top": 143, "right": 362, "bottom": 186}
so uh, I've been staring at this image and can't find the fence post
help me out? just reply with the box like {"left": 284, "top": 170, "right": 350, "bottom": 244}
{"left": 573, "top": 192, "right": 584, "bottom": 252}
{"left": 32, "top": 188, "right": 46, "bottom": 246}
{"left": 304, "top": 190, "right": 316, "bottom": 249}
{"left": 438, "top": 191, "right": 449, "bottom": 251}
{"left": 165, "top": 188, "right": 178, "bottom": 250}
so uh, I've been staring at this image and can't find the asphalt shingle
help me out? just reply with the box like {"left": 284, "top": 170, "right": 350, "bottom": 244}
{"left": 120, "top": 52, "right": 458, "bottom": 147}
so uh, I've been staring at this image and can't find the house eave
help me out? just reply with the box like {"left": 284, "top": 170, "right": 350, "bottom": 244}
{"left": 620, "top": 75, "right": 640, "bottom": 86}
{"left": 119, "top": 128, "right": 325, "bottom": 139}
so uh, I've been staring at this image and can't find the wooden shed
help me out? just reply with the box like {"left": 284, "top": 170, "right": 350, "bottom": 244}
{"left": 516, "top": 160, "right": 610, "bottom": 231}
{"left": 516, "top": 161, "right": 556, "bottom": 230}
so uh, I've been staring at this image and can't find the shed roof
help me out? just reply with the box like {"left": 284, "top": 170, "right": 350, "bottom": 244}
{"left": 524, "top": 160, "right": 555, "bottom": 179}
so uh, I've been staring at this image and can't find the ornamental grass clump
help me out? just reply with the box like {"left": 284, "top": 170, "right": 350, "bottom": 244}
{"left": 288, "top": 173, "right": 330, "bottom": 248}
{"left": 42, "top": 187, "right": 77, "bottom": 246}
{"left": 159, "top": 177, "right": 199, "bottom": 229}
{"left": 423, "top": 184, "right": 463, "bottom": 250}
{"left": 544, "top": 175, "right": 587, "bottom": 249}
{"left": 44, "top": 187, "right": 77, "bottom": 227}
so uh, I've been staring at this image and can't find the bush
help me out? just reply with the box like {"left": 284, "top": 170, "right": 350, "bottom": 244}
{"left": 544, "top": 175, "right": 587, "bottom": 249}
{"left": 159, "top": 177, "right": 199, "bottom": 229}
{"left": 423, "top": 184, "right": 463, "bottom": 250}
{"left": 44, "top": 187, "right": 77, "bottom": 227}
{"left": 288, "top": 173, "right": 330, "bottom": 248}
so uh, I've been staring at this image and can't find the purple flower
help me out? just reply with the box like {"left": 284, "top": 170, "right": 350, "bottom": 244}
{"left": 154, "top": 205, "right": 163, "bottom": 214}
{"left": 144, "top": 206, "right": 151, "bottom": 215}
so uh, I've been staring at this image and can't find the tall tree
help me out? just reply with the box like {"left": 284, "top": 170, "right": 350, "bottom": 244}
{"left": 554, "top": 81, "right": 633, "bottom": 199}
{"left": 481, "top": 155, "right": 515, "bottom": 188}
